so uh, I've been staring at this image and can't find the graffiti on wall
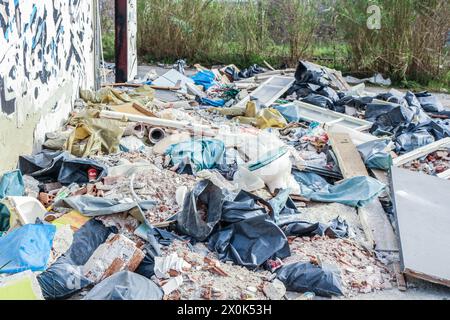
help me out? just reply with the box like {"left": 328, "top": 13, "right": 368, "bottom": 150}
{"left": 0, "top": 0, "right": 95, "bottom": 118}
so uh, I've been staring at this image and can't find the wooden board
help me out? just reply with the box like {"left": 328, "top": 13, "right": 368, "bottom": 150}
{"left": 391, "top": 167, "right": 450, "bottom": 287}
{"left": 329, "top": 132, "right": 398, "bottom": 252}
{"left": 328, "top": 132, "right": 369, "bottom": 178}
{"left": 110, "top": 103, "right": 157, "bottom": 118}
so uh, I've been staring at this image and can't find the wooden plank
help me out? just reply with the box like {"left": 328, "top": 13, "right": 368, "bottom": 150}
{"left": 328, "top": 132, "right": 369, "bottom": 178}
{"left": 326, "top": 123, "right": 379, "bottom": 146}
{"left": 393, "top": 261, "right": 408, "bottom": 291}
{"left": 110, "top": 103, "right": 157, "bottom": 118}
{"left": 329, "top": 132, "right": 398, "bottom": 252}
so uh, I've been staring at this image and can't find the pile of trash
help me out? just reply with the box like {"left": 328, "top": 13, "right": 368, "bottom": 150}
{"left": 1, "top": 60, "right": 449, "bottom": 300}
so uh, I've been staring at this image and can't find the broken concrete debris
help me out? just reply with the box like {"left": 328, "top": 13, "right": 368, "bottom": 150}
{"left": 1, "top": 59, "right": 449, "bottom": 301}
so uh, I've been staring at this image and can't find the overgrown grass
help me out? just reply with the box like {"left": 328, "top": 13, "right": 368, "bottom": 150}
{"left": 100, "top": 0, "right": 450, "bottom": 91}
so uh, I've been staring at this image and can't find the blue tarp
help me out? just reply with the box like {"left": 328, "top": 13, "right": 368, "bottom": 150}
{"left": 0, "top": 170, "right": 24, "bottom": 200}
{"left": 198, "top": 97, "right": 226, "bottom": 107}
{"left": 0, "top": 224, "right": 56, "bottom": 274}
{"left": 166, "top": 139, "right": 226, "bottom": 172}
{"left": 273, "top": 104, "right": 303, "bottom": 123}
{"left": 292, "top": 171, "right": 385, "bottom": 207}
{"left": 357, "top": 139, "right": 393, "bottom": 171}
{"left": 190, "top": 70, "right": 216, "bottom": 90}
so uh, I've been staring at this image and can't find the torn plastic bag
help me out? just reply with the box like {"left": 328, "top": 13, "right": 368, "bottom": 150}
{"left": 273, "top": 103, "right": 303, "bottom": 123}
{"left": 294, "top": 61, "right": 330, "bottom": 87}
{"left": 369, "top": 105, "right": 420, "bottom": 136}
{"left": 208, "top": 215, "right": 290, "bottom": 269}
{"left": 415, "top": 91, "right": 444, "bottom": 113}
{"left": 395, "top": 129, "right": 435, "bottom": 154}
{"left": 429, "top": 119, "right": 450, "bottom": 140}
{"left": 84, "top": 271, "right": 163, "bottom": 300}
{"left": 0, "top": 170, "right": 24, "bottom": 199}
{"left": 166, "top": 139, "right": 226, "bottom": 172}
{"left": 357, "top": 139, "right": 393, "bottom": 170}
{"left": 190, "top": 70, "right": 216, "bottom": 91}
{"left": 18, "top": 151, "right": 107, "bottom": 185}
{"left": 280, "top": 217, "right": 349, "bottom": 239}
{"left": 336, "top": 96, "right": 374, "bottom": 110}
{"left": 197, "top": 97, "right": 226, "bottom": 107}
{"left": 37, "top": 219, "right": 112, "bottom": 299}
{"left": 65, "top": 118, "right": 126, "bottom": 157}
{"left": 292, "top": 171, "right": 385, "bottom": 207}
{"left": 176, "top": 180, "right": 225, "bottom": 242}
{"left": 365, "top": 103, "right": 397, "bottom": 122}
{"left": 255, "top": 108, "right": 288, "bottom": 129}
{"left": 0, "top": 202, "right": 10, "bottom": 232}
{"left": 268, "top": 189, "right": 299, "bottom": 224}
{"left": 276, "top": 262, "right": 344, "bottom": 297}
{"left": 317, "top": 86, "right": 340, "bottom": 103}
{"left": 285, "top": 83, "right": 321, "bottom": 98}
{"left": 55, "top": 196, "right": 156, "bottom": 217}
{"left": 0, "top": 224, "right": 56, "bottom": 274}
{"left": 405, "top": 91, "right": 421, "bottom": 109}
{"left": 301, "top": 94, "right": 334, "bottom": 110}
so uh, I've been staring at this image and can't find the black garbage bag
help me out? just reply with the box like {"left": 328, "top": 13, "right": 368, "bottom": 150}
{"left": 84, "top": 271, "right": 163, "bottom": 300}
{"left": 276, "top": 262, "right": 344, "bottom": 297}
{"left": 280, "top": 217, "right": 349, "bottom": 239}
{"left": 224, "top": 64, "right": 266, "bottom": 81}
{"left": 295, "top": 61, "right": 330, "bottom": 87}
{"left": 395, "top": 129, "right": 435, "bottom": 154}
{"left": 301, "top": 94, "right": 335, "bottom": 110}
{"left": 221, "top": 191, "right": 268, "bottom": 224}
{"left": 55, "top": 196, "right": 156, "bottom": 217}
{"left": 208, "top": 215, "right": 290, "bottom": 269}
{"left": 415, "top": 91, "right": 444, "bottom": 113}
{"left": 286, "top": 83, "right": 321, "bottom": 98}
{"left": 365, "top": 103, "right": 398, "bottom": 122}
{"left": 37, "top": 219, "right": 113, "bottom": 299}
{"left": 376, "top": 92, "right": 407, "bottom": 106}
{"left": 405, "top": 91, "right": 421, "bottom": 109}
{"left": 317, "top": 86, "right": 340, "bottom": 103}
{"left": 176, "top": 180, "right": 225, "bottom": 242}
{"left": 337, "top": 96, "right": 374, "bottom": 110}
{"left": 429, "top": 119, "right": 450, "bottom": 140}
{"left": 18, "top": 151, "right": 107, "bottom": 185}
{"left": 369, "top": 105, "right": 418, "bottom": 135}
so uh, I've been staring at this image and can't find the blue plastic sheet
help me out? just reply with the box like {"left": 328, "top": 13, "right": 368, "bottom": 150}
{"left": 0, "top": 224, "right": 56, "bottom": 274}
{"left": 198, "top": 97, "right": 226, "bottom": 107}
{"left": 166, "top": 139, "right": 226, "bottom": 172}
{"left": 293, "top": 171, "right": 385, "bottom": 207}
{"left": 0, "top": 170, "right": 24, "bottom": 199}
{"left": 37, "top": 220, "right": 112, "bottom": 299}
{"left": 190, "top": 70, "right": 216, "bottom": 90}
{"left": 273, "top": 104, "right": 304, "bottom": 123}
{"left": 357, "top": 139, "right": 393, "bottom": 171}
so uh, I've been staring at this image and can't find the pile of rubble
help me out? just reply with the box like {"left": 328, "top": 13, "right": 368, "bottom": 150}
{"left": 1, "top": 60, "right": 449, "bottom": 301}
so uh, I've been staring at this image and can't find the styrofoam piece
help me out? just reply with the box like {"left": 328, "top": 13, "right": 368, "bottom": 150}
{"left": 251, "top": 152, "right": 296, "bottom": 193}
{"left": 8, "top": 196, "right": 47, "bottom": 225}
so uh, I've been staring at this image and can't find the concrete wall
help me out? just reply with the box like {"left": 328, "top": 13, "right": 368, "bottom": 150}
{"left": 0, "top": 0, "right": 96, "bottom": 173}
